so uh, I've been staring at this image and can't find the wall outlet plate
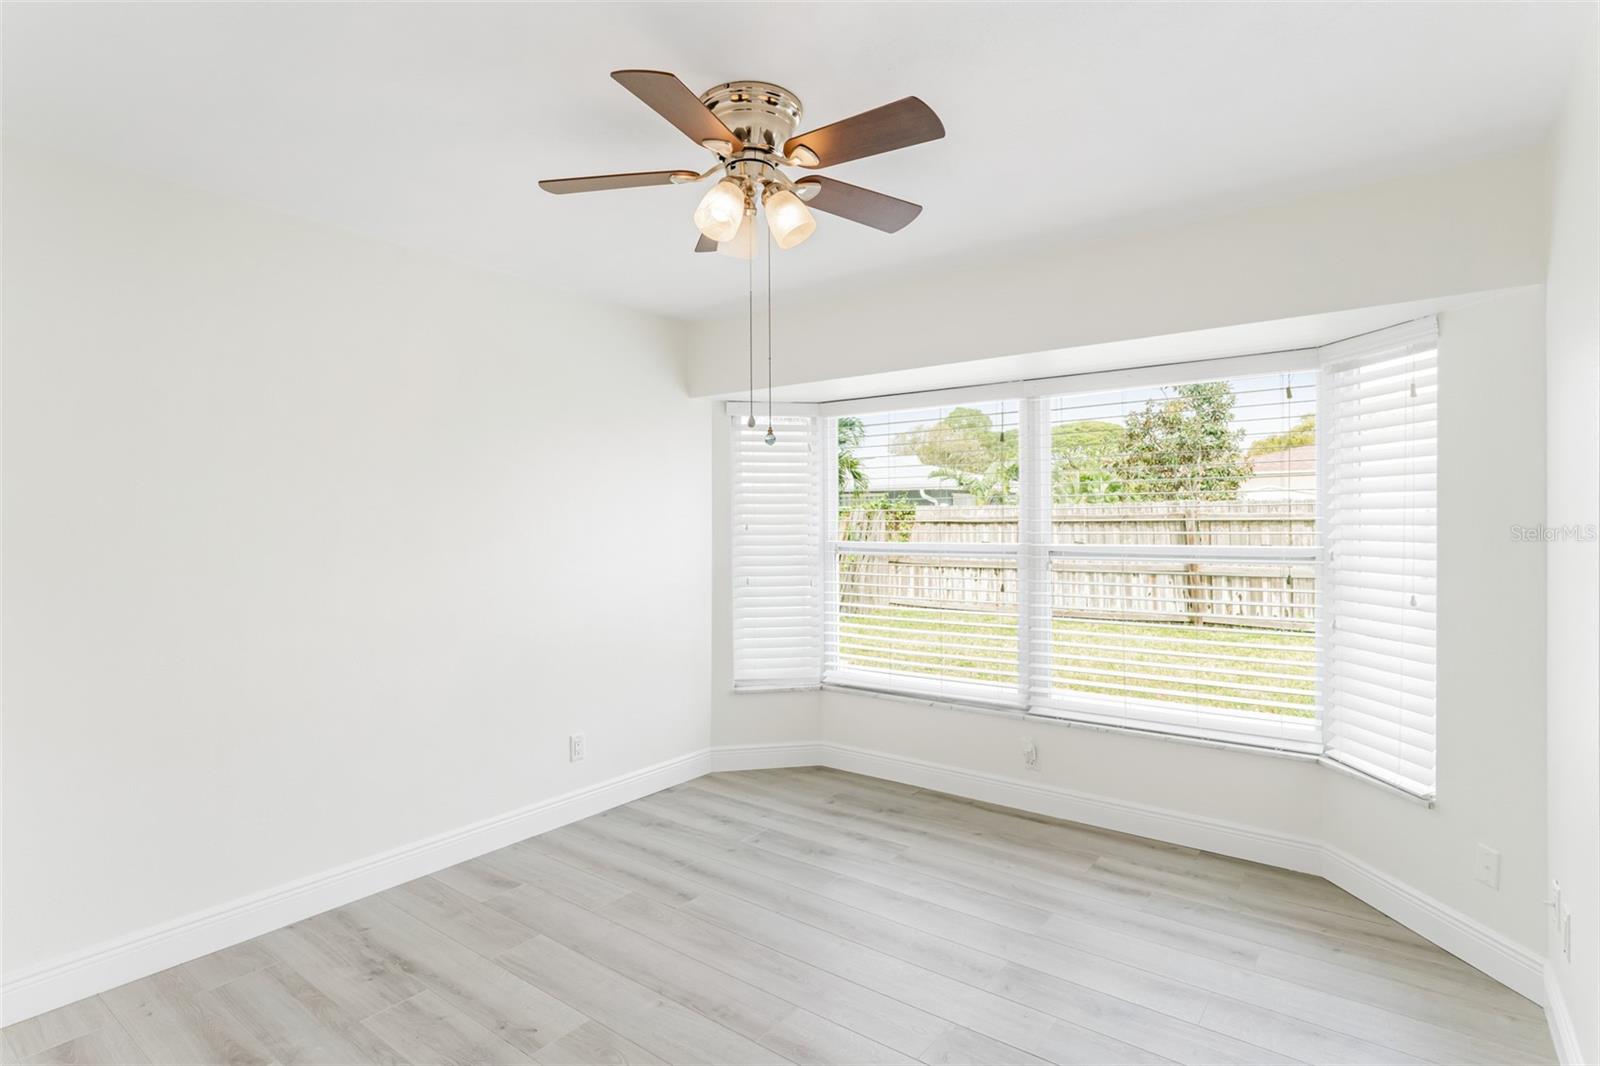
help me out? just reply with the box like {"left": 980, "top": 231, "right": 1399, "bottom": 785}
{"left": 569, "top": 732, "right": 586, "bottom": 762}
{"left": 1474, "top": 844, "right": 1500, "bottom": 889}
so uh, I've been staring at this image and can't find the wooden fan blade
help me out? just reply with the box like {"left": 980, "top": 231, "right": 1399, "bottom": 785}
{"left": 785, "top": 97, "right": 944, "bottom": 168}
{"left": 612, "top": 70, "right": 740, "bottom": 151}
{"left": 538, "top": 170, "right": 698, "bottom": 194}
{"left": 694, "top": 234, "right": 717, "bottom": 253}
{"left": 795, "top": 176, "right": 922, "bottom": 233}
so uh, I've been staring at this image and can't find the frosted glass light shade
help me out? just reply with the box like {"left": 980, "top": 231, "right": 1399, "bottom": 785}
{"left": 694, "top": 179, "right": 745, "bottom": 243}
{"left": 764, "top": 189, "right": 815, "bottom": 250}
{"left": 717, "top": 212, "right": 755, "bottom": 259}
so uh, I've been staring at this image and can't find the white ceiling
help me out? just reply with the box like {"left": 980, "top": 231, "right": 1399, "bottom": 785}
{"left": 4, "top": 2, "right": 1589, "bottom": 319}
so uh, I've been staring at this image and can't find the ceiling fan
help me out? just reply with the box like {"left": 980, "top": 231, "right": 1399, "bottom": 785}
{"left": 539, "top": 70, "right": 944, "bottom": 254}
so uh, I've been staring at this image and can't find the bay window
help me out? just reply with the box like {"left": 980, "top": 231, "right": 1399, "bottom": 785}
{"left": 730, "top": 320, "right": 1439, "bottom": 798}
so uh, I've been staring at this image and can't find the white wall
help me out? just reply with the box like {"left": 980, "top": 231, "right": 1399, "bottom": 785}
{"left": 687, "top": 147, "right": 1550, "bottom": 397}
{"left": 1321, "top": 289, "right": 1547, "bottom": 954}
{"left": 799, "top": 290, "right": 1548, "bottom": 958}
{"left": 1, "top": 145, "right": 711, "bottom": 980}
{"left": 1544, "top": 26, "right": 1600, "bottom": 1063}
{"left": 819, "top": 693, "right": 1324, "bottom": 839}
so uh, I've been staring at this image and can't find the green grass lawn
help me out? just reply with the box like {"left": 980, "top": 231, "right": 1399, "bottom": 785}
{"left": 837, "top": 606, "right": 1316, "bottom": 717}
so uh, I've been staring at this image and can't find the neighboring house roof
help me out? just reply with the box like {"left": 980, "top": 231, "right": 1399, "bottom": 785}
{"left": 1249, "top": 445, "right": 1317, "bottom": 475}
{"left": 1241, "top": 444, "right": 1317, "bottom": 501}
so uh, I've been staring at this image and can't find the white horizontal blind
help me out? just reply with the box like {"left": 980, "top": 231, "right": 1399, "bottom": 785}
{"left": 1322, "top": 321, "right": 1438, "bottom": 797}
{"left": 825, "top": 400, "right": 1024, "bottom": 707}
{"left": 731, "top": 415, "right": 823, "bottom": 689}
{"left": 830, "top": 551, "right": 1021, "bottom": 704}
{"left": 1028, "top": 370, "right": 1322, "bottom": 749}
{"left": 728, "top": 328, "right": 1442, "bottom": 794}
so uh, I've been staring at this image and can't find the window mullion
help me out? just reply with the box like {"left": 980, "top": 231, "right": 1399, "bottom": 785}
{"left": 821, "top": 414, "right": 839, "bottom": 680}
{"left": 1018, "top": 396, "right": 1052, "bottom": 710}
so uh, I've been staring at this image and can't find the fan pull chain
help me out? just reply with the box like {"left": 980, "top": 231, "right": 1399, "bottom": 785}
{"left": 746, "top": 219, "right": 756, "bottom": 429}
{"left": 765, "top": 221, "right": 776, "bottom": 446}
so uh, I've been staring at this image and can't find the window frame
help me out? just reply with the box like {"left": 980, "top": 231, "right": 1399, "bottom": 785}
{"left": 814, "top": 349, "right": 1325, "bottom": 752}
{"left": 822, "top": 396, "right": 1027, "bottom": 710}
{"left": 727, "top": 324, "right": 1438, "bottom": 799}
{"left": 1022, "top": 377, "right": 1324, "bottom": 755}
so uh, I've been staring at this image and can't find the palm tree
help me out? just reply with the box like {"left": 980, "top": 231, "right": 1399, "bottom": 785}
{"left": 838, "top": 416, "right": 869, "bottom": 496}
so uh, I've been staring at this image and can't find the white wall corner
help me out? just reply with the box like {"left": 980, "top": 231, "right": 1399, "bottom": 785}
{"left": 1320, "top": 848, "right": 1545, "bottom": 1004}
{"left": 1545, "top": 962, "right": 1587, "bottom": 1066}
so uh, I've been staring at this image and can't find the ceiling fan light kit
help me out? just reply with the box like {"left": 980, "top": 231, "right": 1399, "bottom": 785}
{"left": 692, "top": 177, "right": 746, "bottom": 243}
{"left": 540, "top": 70, "right": 944, "bottom": 250}
{"left": 762, "top": 186, "right": 815, "bottom": 250}
{"left": 540, "top": 69, "right": 945, "bottom": 442}
{"left": 718, "top": 211, "right": 756, "bottom": 260}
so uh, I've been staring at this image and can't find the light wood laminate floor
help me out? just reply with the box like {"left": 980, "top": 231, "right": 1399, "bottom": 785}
{"left": 4, "top": 768, "right": 1556, "bottom": 1065}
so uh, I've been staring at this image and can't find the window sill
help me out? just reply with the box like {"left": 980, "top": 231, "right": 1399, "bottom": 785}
{"left": 1316, "top": 754, "right": 1436, "bottom": 807}
{"left": 822, "top": 683, "right": 1321, "bottom": 763}
{"left": 1027, "top": 706, "right": 1322, "bottom": 760}
{"left": 730, "top": 683, "right": 823, "bottom": 695}
{"left": 732, "top": 682, "right": 1435, "bottom": 807}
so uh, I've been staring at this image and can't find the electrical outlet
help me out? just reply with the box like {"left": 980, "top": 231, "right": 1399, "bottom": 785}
{"left": 1474, "top": 844, "right": 1500, "bottom": 889}
{"left": 1022, "top": 736, "right": 1039, "bottom": 771}
{"left": 569, "top": 732, "right": 586, "bottom": 763}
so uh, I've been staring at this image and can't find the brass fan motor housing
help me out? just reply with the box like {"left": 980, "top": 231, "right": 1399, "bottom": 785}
{"left": 699, "top": 81, "right": 803, "bottom": 157}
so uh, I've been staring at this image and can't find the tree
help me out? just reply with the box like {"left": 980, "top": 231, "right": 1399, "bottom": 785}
{"left": 892, "top": 406, "right": 1017, "bottom": 504}
{"left": 837, "top": 417, "right": 917, "bottom": 542}
{"left": 1114, "top": 382, "right": 1249, "bottom": 501}
{"left": 1247, "top": 414, "right": 1315, "bottom": 457}
{"left": 1051, "top": 420, "right": 1125, "bottom": 502}
{"left": 837, "top": 416, "right": 869, "bottom": 496}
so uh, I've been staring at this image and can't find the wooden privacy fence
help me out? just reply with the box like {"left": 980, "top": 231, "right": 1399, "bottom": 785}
{"left": 839, "top": 502, "right": 1317, "bottom": 548}
{"left": 839, "top": 502, "right": 1317, "bottom": 630}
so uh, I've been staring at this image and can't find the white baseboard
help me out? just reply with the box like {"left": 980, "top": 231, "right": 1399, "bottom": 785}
{"left": 818, "top": 743, "right": 1327, "bottom": 874}
{"left": 1545, "top": 963, "right": 1586, "bottom": 1065}
{"left": 0, "top": 749, "right": 714, "bottom": 1027}
{"left": 2, "top": 738, "right": 1552, "bottom": 1028}
{"left": 1321, "top": 846, "right": 1545, "bottom": 1003}
{"left": 774, "top": 741, "right": 1549, "bottom": 1006}
{"left": 706, "top": 741, "right": 826, "bottom": 773}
